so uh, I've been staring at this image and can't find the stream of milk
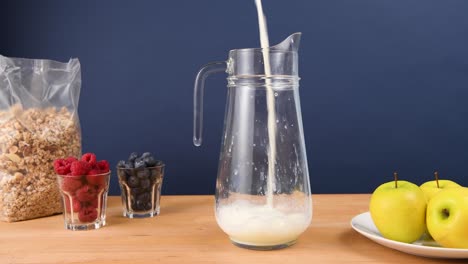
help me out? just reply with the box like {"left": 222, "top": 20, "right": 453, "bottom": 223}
{"left": 254, "top": 0, "right": 276, "bottom": 208}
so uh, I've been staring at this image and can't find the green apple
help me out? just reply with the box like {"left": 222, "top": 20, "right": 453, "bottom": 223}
{"left": 420, "top": 180, "right": 461, "bottom": 201}
{"left": 420, "top": 172, "right": 461, "bottom": 202}
{"left": 370, "top": 174, "right": 426, "bottom": 243}
{"left": 427, "top": 187, "right": 468, "bottom": 248}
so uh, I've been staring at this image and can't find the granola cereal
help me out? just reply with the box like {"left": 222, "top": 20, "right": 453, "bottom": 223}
{"left": 0, "top": 105, "right": 81, "bottom": 222}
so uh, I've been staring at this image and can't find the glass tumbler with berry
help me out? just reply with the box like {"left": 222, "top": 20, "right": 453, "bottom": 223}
{"left": 54, "top": 153, "right": 111, "bottom": 230}
{"left": 117, "top": 152, "right": 165, "bottom": 218}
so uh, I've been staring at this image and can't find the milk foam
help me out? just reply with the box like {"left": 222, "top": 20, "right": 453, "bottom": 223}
{"left": 216, "top": 201, "right": 311, "bottom": 246}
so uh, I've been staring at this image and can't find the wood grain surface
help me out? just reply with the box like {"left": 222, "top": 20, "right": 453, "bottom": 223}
{"left": 0, "top": 194, "right": 465, "bottom": 264}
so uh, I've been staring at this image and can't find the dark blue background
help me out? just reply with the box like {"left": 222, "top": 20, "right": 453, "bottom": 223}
{"left": 2, "top": 1, "right": 468, "bottom": 195}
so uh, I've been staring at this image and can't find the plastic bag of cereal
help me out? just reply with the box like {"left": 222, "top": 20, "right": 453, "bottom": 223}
{"left": 0, "top": 55, "right": 82, "bottom": 222}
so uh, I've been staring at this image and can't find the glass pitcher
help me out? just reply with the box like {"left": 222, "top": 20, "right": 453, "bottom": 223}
{"left": 193, "top": 33, "right": 312, "bottom": 250}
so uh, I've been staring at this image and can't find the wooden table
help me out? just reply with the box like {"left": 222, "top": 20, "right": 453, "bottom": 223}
{"left": 0, "top": 194, "right": 465, "bottom": 264}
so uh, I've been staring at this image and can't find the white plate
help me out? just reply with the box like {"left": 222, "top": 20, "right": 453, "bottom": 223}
{"left": 350, "top": 212, "right": 468, "bottom": 259}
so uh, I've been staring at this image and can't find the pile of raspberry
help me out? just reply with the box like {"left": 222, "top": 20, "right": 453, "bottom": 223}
{"left": 53, "top": 153, "right": 110, "bottom": 223}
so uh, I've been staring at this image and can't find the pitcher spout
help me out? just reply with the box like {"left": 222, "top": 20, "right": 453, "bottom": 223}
{"left": 271, "top": 32, "right": 301, "bottom": 52}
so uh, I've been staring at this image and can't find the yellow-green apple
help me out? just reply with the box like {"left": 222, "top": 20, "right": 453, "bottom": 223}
{"left": 370, "top": 173, "right": 427, "bottom": 243}
{"left": 427, "top": 187, "right": 468, "bottom": 248}
{"left": 420, "top": 171, "right": 461, "bottom": 202}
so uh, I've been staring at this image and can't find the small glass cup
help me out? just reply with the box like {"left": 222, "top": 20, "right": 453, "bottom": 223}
{"left": 117, "top": 163, "right": 165, "bottom": 218}
{"left": 56, "top": 172, "right": 111, "bottom": 230}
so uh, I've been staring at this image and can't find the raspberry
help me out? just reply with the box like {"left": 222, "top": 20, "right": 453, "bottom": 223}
{"left": 96, "top": 160, "right": 110, "bottom": 172}
{"left": 66, "top": 156, "right": 78, "bottom": 164}
{"left": 87, "top": 169, "right": 101, "bottom": 175}
{"left": 78, "top": 206, "right": 98, "bottom": 223}
{"left": 81, "top": 153, "right": 97, "bottom": 166}
{"left": 61, "top": 176, "right": 83, "bottom": 193}
{"left": 96, "top": 183, "right": 107, "bottom": 193}
{"left": 86, "top": 173, "right": 107, "bottom": 187}
{"left": 72, "top": 199, "right": 82, "bottom": 212}
{"left": 75, "top": 184, "right": 97, "bottom": 202}
{"left": 54, "top": 159, "right": 71, "bottom": 175}
{"left": 85, "top": 198, "right": 99, "bottom": 209}
{"left": 70, "top": 161, "right": 91, "bottom": 176}
{"left": 63, "top": 196, "right": 82, "bottom": 213}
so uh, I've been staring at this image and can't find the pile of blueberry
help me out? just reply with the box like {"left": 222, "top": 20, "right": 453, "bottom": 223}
{"left": 117, "top": 152, "right": 163, "bottom": 212}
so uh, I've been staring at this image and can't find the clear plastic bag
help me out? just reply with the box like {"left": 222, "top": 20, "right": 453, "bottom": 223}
{"left": 0, "top": 55, "right": 82, "bottom": 222}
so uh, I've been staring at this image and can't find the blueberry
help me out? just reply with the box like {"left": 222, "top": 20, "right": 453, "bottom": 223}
{"left": 144, "top": 202, "right": 152, "bottom": 211}
{"left": 131, "top": 200, "right": 137, "bottom": 210}
{"left": 140, "top": 178, "right": 151, "bottom": 189}
{"left": 137, "top": 169, "right": 150, "bottom": 179}
{"left": 127, "top": 176, "right": 139, "bottom": 188}
{"left": 143, "top": 156, "right": 157, "bottom": 167}
{"left": 150, "top": 169, "right": 159, "bottom": 182}
{"left": 137, "top": 192, "right": 151, "bottom": 203}
{"left": 132, "top": 200, "right": 140, "bottom": 210}
{"left": 117, "top": 169, "right": 127, "bottom": 178}
{"left": 128, "top": 152, "right": 139, "bottom": 162}
{"left": 134, "top": 158, "right": 146, "bottom": 169}
{"left": 122, "top": 169, "right": 133, "bottom": 178}
{"left": 124, "top": 161, "right": 134, "bottom": 169}
{"left": 117, "top": 160, "right": 126, "bottom": 168}
{"left": 141, "top": 152, "right": 152, "bottom": 159}
{"left": 136, "top": 199, "right": 146, "bottom": 211}
{"left": 131, "top": 187, "right": 146, "bottom": 195}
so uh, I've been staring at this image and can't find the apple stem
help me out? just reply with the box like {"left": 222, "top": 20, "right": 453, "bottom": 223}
{"left": 434, "top": 171, "right": 440, "bottom": 188}
{"left": 394, "top": 172, "right": 398, "bottom": 188}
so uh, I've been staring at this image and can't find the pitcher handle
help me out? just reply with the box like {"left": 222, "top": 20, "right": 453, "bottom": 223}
{"left": 193, "top": 61, "right": 227, "bottom": 146}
